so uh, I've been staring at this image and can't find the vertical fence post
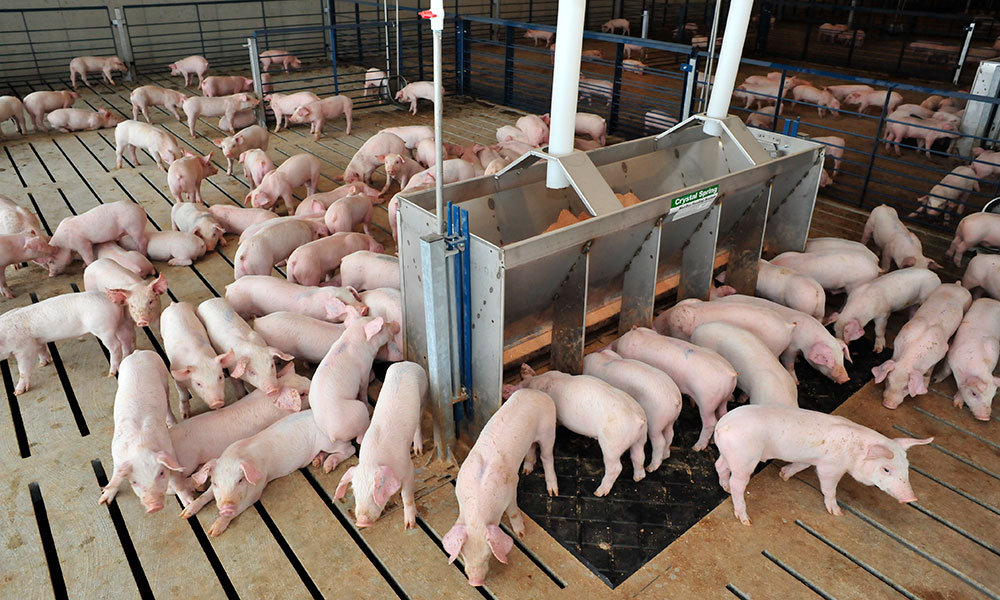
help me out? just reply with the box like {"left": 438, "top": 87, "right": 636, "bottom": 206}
{"left": 771, "top": 71, "right": 787, "bottom": 132}
{"left": 418, "top": 18, "right": 425, "bottom": 81}
{"left": 112, "top": 8, "right": 134, "bottom": 80}
{"left": 681, "top": 52, "right": 698, "bottom": 119}
{"left": 21, "top": 13, "right": 41, "bottom": 82}
{"left": 529, "top": 0, "right": 534, "bottom": 22}
{"left": 676, "top": 2, "right": 687, "bottom": 42}
{"left": 503, "top": 25, "right": 515, "bottom": 105}
{"left": 755, "top": 2, "right": 771, "bottom": 54}
{"left": 801, "top": 3, "right": 813, "bottom": 60}
{"left": 456, "top": 18, "right": 465, "bottom": 95}
{"left": 463, "top": 19, "right": 471, "bottom": 94}
{"left": 859, "top": 87, "right": 896, "bottom": 209}
{"left": 260, "top": 1, "right": 269, "bottom": 52}
{"left": 355, "top": 3, "right": 363, "bottom": 62}
{"left": 609, "top": 42, "right": 625, "bottom": 134}
{"left": 195, "top": 5, "right": 207, "bottom": 59}
{"left": 331, "top": 27, "right": 340, "bottom": 95}
{"left": 246, "top": 36, "right": 266, "bottom": 128}
{"left": 327, "top": 0, "right": 338, "bottom": 68}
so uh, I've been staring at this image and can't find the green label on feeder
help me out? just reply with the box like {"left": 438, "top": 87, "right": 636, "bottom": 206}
{"left": 669, "top": 184, "right": 719, "bottom": 220}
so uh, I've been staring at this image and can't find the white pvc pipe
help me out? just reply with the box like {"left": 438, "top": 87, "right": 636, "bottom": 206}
{"left": 702, "top": 0, "right": 754, "bottom": 136}
{"left": 546, "top": 0, "right": 586, "bottom": 189}
{"left": 429, "top": 0, "right": 445, "bottom": 234}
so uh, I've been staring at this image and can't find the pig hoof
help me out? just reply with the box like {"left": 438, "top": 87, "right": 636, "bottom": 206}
{"left": 547, "top": 487, "right": 558, "bottom": 497}
{"left": 593, "top": 487, "right": 610, "bottom": 497}
{"left": 633, "top": 472, "right": 645, "bottom": 482}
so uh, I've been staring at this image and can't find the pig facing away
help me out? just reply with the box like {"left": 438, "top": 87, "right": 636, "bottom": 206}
{"left": 334, "top": 361, "right": 428, "bottom": 529}
{"left": 714, "top": 405, "right": 932, "bottom": 525}
{"left": 443, "top": 388, "right": 559, "bottom": 587}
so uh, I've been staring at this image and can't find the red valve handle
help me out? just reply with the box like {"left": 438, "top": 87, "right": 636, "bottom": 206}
{"left": 419, "top": 10, "right": 437, "bottom": 18}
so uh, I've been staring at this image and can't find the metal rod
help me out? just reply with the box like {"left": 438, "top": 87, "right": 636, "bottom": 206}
{"left": 954, "top": 21, "right": 975, "bottom": 85}
{"left": 699, "top": 0, "right": 723, "bottom": 116}
{"left": 246, "top": 36, "right": 266, "bottom": 128}
{"left": 641, "top": 9, "right": 650, "bottom": 38}
{"left": 431, "top": 3, "right": 445, "bottom": 234}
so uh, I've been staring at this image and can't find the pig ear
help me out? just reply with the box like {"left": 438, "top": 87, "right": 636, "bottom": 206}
{"left": 150, "top": 273, "right": 168, "bottom": 295}
{"left": 900, "top": 256, "right": 916, "bottom": 268}
{"left": 927, "top": 259, "right": 942, "bottom": 270}
{"left": 895, "top": 437, "right": 933, "bottom": 450}
{"left": 520, "top": 363, "right": 537, "bottom": 378}
{"left": 240, "top": 460, "right": 263, "bottom": 485}
{"left": 347, "top": 286, "right": 362, "bottom": 302}
{"left": 823, "top": 312, "right": 840, "bottom": 326}
{"left": 268, "top": 346, "right": 294, "bottom": 362}
{"left": 501, "top": 384, "right": 519, "bottom": 400}
{"left": 442, "top": 524, "right": 467, "bottom": 564}
{"left": 106, "top": 288, "right": 130, "bottom": 305}
{"left": 215, "top": 349, "right": 236, "bottom": 368}
{"left": 276, "top": 361, "right": 296, "bottom": 378}
{"left": 233, "top": 135, "right": 243, "bottom": 144}
{"left": 212, "top": 139, "right": 224, "bottom": 147}
{"left": 871, "top": 360, "right": 895, "bottom": 383}
{"left": 485, "top": 525, "right": 514, "bottom": 564}
{"left": 170, "top": 366, "right": 193, "bottom": 380}
{"left": 191, "top": 459, "right": 215, "bottom": 486}
{"left": 363, "top": 317, "right": 385, "bottom": 341}
{"left": 333, "top": 466, "right": 355, "bottom": 501}
{"left": 229, "top": 357, "right": 249, "bottom": 379}
{"left": 272, "top": 387, "right": 301, "bottom": 411}
{"left": 202, "top": 153, "right": 213, "bottom": 165}
{"left": 156, "top": 451, "right": 184, "bottom": 472}
{"left": 325, "top": 298, "right": 347, "bottom": 319}
{"left": 373, "top": 465, "right": 401, "bottom": 507}
{"left": 183, "top": 150, "right": 195, "bottom": 158}
{"left": 843, "top": 319, "right": 863, "bottom": 342}
{"left": 864, "top": 444, "right": 894, "bottom": 461}
{"left": 907, "top": 372, "right": 928, "bottom": 397}
{"left": 838, "top": 340, "right": 852, "bottom": 363}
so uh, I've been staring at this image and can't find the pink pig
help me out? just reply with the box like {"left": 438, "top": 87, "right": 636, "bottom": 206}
{"left": 219, "top": 109, "right": 256, "bottom": 131}
{"left": 69, "top": 55, "right": 127, "bottom": 88}
{"left": 226, "top": 275, "right": 366, "bottom": 322}
{"left": 843, "top": 89, "right": 902, "bottom": 114}
{"left": 140, "top": 230, "right": 207, "bottom": 266}
{"left": 260, "top": 49, "right": 302, "bottom": 72}
{"left": 324, "top": 194, "right": 377, "bottom": 235}
{"left": 208, "top": 204, "right": 277, "bottom": 235}
{"left": 358, "top": 288, "right": 403, "bottom": 362}
{"left": 654, "top": 298, "right": 794, "bottom": 357}
{"left": 334, "top": 361, "right": 427, "bottom": 528}
{"left": 167, "top": 152, "right": 218, "bottom": 204}
{"left": 542, "top": 112, "right": 606, "bottom": 145}
{"left": 515, "top": 115, "right": 549, "bottom": 146}
{"left": 168, "top": 55, "right": 209, "bottom": 87}
{"left": 938, "top": 298, "right": 1000, "bottom": 420}
{"left": 442, "top": 388, "right": 558, "bottom": 587}
{"left": 22, "top": 90, "right": 78, "bottom": 133}
{"left": 265, "top": 91, "right": 319, "bottom": 132}
{"left": 381, "top": 153, "right": 424, "bottom": 195}
{"left": 339, "top": 132, "right": 407, "bottom": 184}
{"left": 970, "top": 147, "right": 1000, "bottom": 179}
{"left": 234, "top": 218, "right": 324, "bottom": 278}
{"left": 47, "top": 200, "right": 149, "bottom": 275}
{"left": 334, "top": 250, "right": 399, "bottom": 291}
{"left": 246, "top": 153, "right": 320, "bottom": 212}
{"left": 0, "top": 234, "right": 54, "bottom": 298}
{"left": 199, "top": 76, "right": 254, "bottom": 97}
{"left": 129, "top": 85, "right": 187, "bottom": 122}
{"left": 46, "top": 108, "right": 119, "bottom": 132}
{"left": 402, "top": 158, "right": 479, "bottom": 192}
{"left": 181, "top": 410, "right": 337, "bottom": 536}
{"left": 296, "top": 182, "right": 380, "bottom": 216}
{"left": 213, "top": 124, "right": 268, "bottom": 175}
{"left": 311, "top": 316, "right": 400, "bottom": 472}
{"left": 182, "top": 93, "right": 259, "bottom": 136}
{"left": 583, "top": 349, "right": 681, "bottom": 472}
{"left": 379, "top": 125, "right": 433, "bottom": 148}
{"left": 714, "top": 404, "right": 932, "bottom": 525}
{"left": 862, "top": 205, "right": 939, "bottom": 270}
{"left": 95, "top": 242, "right": 154, "bottom": 277}
{"left": 873, "top": 283, "right": 971, "bottom": 409}
{"left": 752, "top": 259, "right": 826, "bottom": 321}
{"left": 771, "top": 250, "right": 880, "bottom": 294}
{"left": 98, "top": 351, "right": 182, "bottom": 513}
{"left": 288, "top": 95, "right": 353, "bottom": 139}
{"left": 160, "top": 301, "right": 236, "bottom": 418}
{"left": 610, "top": 327, "right": 737, "bottom": 451}
{"left": 171, "top": 202, "right": 225, "bottom": 251}
{"left": 238, "top": 149, "right": 275, "bottom": 189}
{"left": 0, "top": 194, "right": 44, "bottom": 238}
{"left": 962, "top": 254, "right": 1000, "bottom": 299}
{"left": 946, "top": 213, "right": 1000, "bottom": 266}
{"left": 0, "top": 96, "right": 26, "bottom": 137}
{"left": 114, "top": 120, "right": 183, "bottom": 170}
{"left": 286, "top": 231, "right": 383, "bottom": 287}
{"left": 83, "top": 258, "right": 168, "bottom": 327}
{"left": 394, "top": 81, "right": 434, "bottom": 115}
{"left": 253, "top": 312, "right": 347, "bottom": 364}
{"left": 365, "top": 68, "right": 387, "bottom": 96}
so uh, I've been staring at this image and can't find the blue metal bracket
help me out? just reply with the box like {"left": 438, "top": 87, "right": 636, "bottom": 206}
{"left": 446, "top": 202, "right": 473, "bottom": 422}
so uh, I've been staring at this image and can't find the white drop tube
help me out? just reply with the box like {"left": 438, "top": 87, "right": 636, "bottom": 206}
{"left": 429, "top": 0, "right": 445, "bottom": 234}
{"left": 702, "top": 0, "right": 754, "bottom": 136}
{"left": 545, "top": 0, "right": 586, "bottom": 189}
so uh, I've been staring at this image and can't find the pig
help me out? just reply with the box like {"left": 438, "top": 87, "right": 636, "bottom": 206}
{"left": 861, "top": 204, "right": 939, "bottom": 270}
{"left": 0, "top": 195, "right": 44, "bottom": 239}
{"left": 938, "top": 298, "right": 1000, "bottom": 420}
{"left": 502, "top": 364, "right": 646, "bottom": 496}
{"left": 311, "top": 317, "right": 399, "bottom": 472}
{"left": 496, "top": 125, "right": 527, "bottom": 145}
{"left": 691, "top": 321, "right": 798, "bottom": 407}
{"left": 654, "top": 298, "right": 795, "bottom": 357}
{"left": 253, "top": 312, "right": 347, "bottom": 364}
{"left": 415, "top": 137, "right": 447, "bottom": 167}
{"left": 199, "top": 76, "right": 254, "bottom": 98}
{"left": 735, "top": 80, "right": 791, "bottom": 110}
{"left": 624, "top": 43, "right": 643, "bottom": 59}
{"left": 358, "top": 288, "right": 403, "bottom": 362}
{"left": 83, "top": 258, "right": 167, "bottom": 328}
{"left": 602, "top": 18, "right": 630, "bottom": 34}
{"left": 129, "top": 85, "right": 187, "bottom": 122}
{"left": 829, "top": 267, "right": 940, "bottom": 351}
{"left": 114, "top": 120, "right": 183, "bottom": 170}
{"left": 334, "top": 250, "right": 399, "bottom": 291}
{"left": 22, "top": 90, "right": 78, "bottom": 133}
{"left": 219, "top": 110, "right": 256, "bottom": 131}
{"left": 246, "top": 153, "right": 321, "bottom": 212}
{"left": 324, "top": 195, "right": 377, "bottom": 236}
{"left": 582, "top": 49, "right": 603, "bottom": 60}
{"left": 208, "top": 204, "right": 277, "bottom": 235}
{"left": 334, "top": 361, "right": 427, "bottom": 528}
{"left": 286, "top": 232, "right": 384, "bottom": 287}
{"left": 610, "top": 327, "right": 736, "bottom": 451}
{"left": 364, "top": 68, "right": 387, "bottom": 96}
{"left": 213, "top": 124, "right": 268, "bottom": 175}
{"left": 265, "top": 91, "right": 320, "bottom": 132}
{"left": 0, "top": 96, "right": 26, "bottom": 137}
{"left": 582, "top": 349, "right": 681, "bottom": 472}
{"left": 69, "top": 55, "right": 128, "bottom": 89}
{"left": 167, "top": 152, "right": 218, "bottom": 205}
{"left": 339, "top": 132, "right": 407, "bottom": 184}
{"left": 225, "top": 275, "right": 367, "bottom": 322}
{"left": 160, "top": 301, "right": 237, "bottom": 418}
{"left": 771, "top": 250, "right": 881, "bottom": 294}
{"left": 295, "top": 183, "right": 381, "bottom": 218}
{"left": 891, "top": 103, "right": 935, "bottom": 119}
{"left": 394, "top": 81, "right": 434, "bottom": 115}
{"left": 233, "top": 218, "right": 324, "bottom": 278}
{"left": 803, "top": 237, "right": 880, "bottom": 266}
{"left": 524, "top": 29, "right": 554, "bottom": 47}
{"left": 910, "top": 166, "right": 980, "bottom": 221}
{"left": 288, "top": 95, "right": 353, "bottom": 139}
{"left": 381, "top": 153, "right": 424, "bottom": 195}
{"left": 970, "top": 147, "right": 1000, "bottom": 179}
{"left": 260, "top": 73, "right": 274, "bottom": 94}
{"left": 578, "top": 76, "right": 613, "bottom": 105}
{"left": 714, "top": 404, "right": 933, "bottom": 525}
{"left": 484, "top": 157, "right": 509, "bottom": 175}
{"left": 843, "top": 89, "right": 902, "bottom": 114}
{"left": 238, "top": 148, "right": 275, "bottom": 189}
{"left": 873, "top": 283, "right": 972, "bottom": 409}
{"left": 746, "top": 106, "right": 778, "bottom": 128}
{"left": 46, "top": 200, "right": 148, "bottom": 275}
{"left": 45, "top": 107, "right": 119, "bottom": 132}
{"left": 791, "top": 85, "right": 841, "bottom": 117}
{"left": 95, "top": 242, "right": 154, "bottom": 277}
{"left": 442, "top": 389, "right": 558, "bottom": 587}
{"left": 826, "top": 84, "right": 873, "bottom": 101}
{"left": 516, "top": 115, "right": 550, "bottom": 146}
{"left": 260, "top": 49, "right": 302, "bottom": 72}
{"left": 946, "top": 212, "right": 1000, "bottom": 265}
{"left": 98, "top": 351, "right": 182, "bottom": 513}
{"left": 751, "top": 259, "right": 826, "bottom": 321}
{"left": 493, "top": 140, "right": 536, "bottom": 162}
{"left": 403, "top": 159, "right": 479, "bottom": 192}
{"left": 961, "top": 254, "right": 1000, "bottom": 299}
{"left": 167, "top": 363, "right": 309, "bottom": 504}
{"left": 139, "top": 231, "right": 207, "bottom": 266}
{"left": 811, "top": 136, "right": 845, "bottom": 173}
{"left": 182, "top": 93, "right": 259, "bottom": 137}
{"left": 622, "top": 59, "right": 648, "bottom": 75}
{"left": 817, "top": 23, "right": 848, "bottom": 41}
{"left": 932, "top": 110, "right": 962, "bottom": 128}
{"left": 921, "top": 95, "right": 944, "bottom": 110}
{"left": 0, "top": 290, "right": 135, "bottom": 393}
{"left": 181, "top": 410, "right": 338, "bottom": 536}
{"left": 378, "top": 125, "right": 434, "bottom": 149}
{"left": 0, "top": 235, "right": 54, "bottom": 298}
{"left": 171, "top": 202, "right": 225, "bottom": 251}
{"left": 168, "top": 55, "right": 210, "bottom": 87}
{"left": 883, "top": 117, "right": 958, "bottom": 158}
{"left": 197, "top": 297, "right": 299, "bottom": 409}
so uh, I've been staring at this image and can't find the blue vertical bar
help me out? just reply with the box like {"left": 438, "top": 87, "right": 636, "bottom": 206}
{"left": 447, "top": 202, "right": 463, "bottom": 423}
{"left": 460, "top": 207, "right": 473, "bottom": 419}
{"left": 456, "top": 18, "right": 465, "bottom": 95}
{"left": 503, "top": 25, "right": 514, "bottom": 105}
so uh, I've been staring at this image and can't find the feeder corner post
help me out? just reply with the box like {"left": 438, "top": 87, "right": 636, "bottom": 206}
{"left": 246, "top": 36, "right": 267, "bottom": 128}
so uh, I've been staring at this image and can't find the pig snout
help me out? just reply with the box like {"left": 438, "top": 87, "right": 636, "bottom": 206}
{"left": 973, "top": 410, "right": 992, "bottom": 421}
{"left": 468, "top": 577, "right": 486, "bottom": 587}
{"left": 219, "top": 501, "right": 238, "bottom": 516}
{"left": 144, "top": 499, "right": 164, "bottom": 513}
{"left": 355, "top": 515, "right": 374, "bottom": 528}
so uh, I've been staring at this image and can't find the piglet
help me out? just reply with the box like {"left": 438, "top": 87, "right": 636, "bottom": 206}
{"left": 324, "top": 195, "right": 377, "bottom": 236}
{"left": 962, "top": 254, "right": 1000, "bottom": 299}
{"left": 287, "top": 232, "right": 383, "bottom": 287}
{"left": 752, "top": 259, "right": 826, "bottom": 321}
{"left": 47, "top": 200, "right": 148, "bottom": 275}
{"left": 246, "top": 153, "right": 320, "bottom": 212}
{"left": 379, "top": 125, "right": 433, "bottom": 149}
{"left": 213, "top": 124, "right": 268, "bottom": 175}
{"left": 226, "top": 275, "right": 367, "bottom": 322}
{"left": 334, "top": 361, "right": 427, "bottom": 528}
{"left": 297, "top": 182, "right": 381, "bottom": 216}
{"left": 69, "top": 55, "right": 127, "bottom": 88}
{"left": 219, "top": 110, "right": 256, "bottom": 131}
{"left": 161, "top": 301, "right": 236, "bottom": 418}
{"left": 692, "top": 321, "right": 798, "bottom": 407}
{"left": 381, "top": 153, "right": 424, "bottom": 195}
{"left": 199, "top": 76, "right": 254, "bottom": 97}
{"left": 238, "top": 149, "right": 275, "bottom": 190}
{"left": 771, "top": 250, "right": 880, "bottom": 294}
{"left": 171, "top": 202, "right": 225, "bottom": 251}
{"left": 22, "top": 90, "right": 78, "bottom": 133}
{"left": 443, "top": 388, "right": 558, "bottom": 586}
{"left": 139, "top": 230, "right": 207, "bottom": 266}
{"left": 0, "top": 96, "right": 26, "bottom": 137}
{"left": 265, "top": 91, "right": 320, "bottom": 132}
{"left": 402, "top": 159, "right": 478, "bottom": 192}
{"left": 234, "top": 218, "right": 324, "bottom": 278}
{"left": 95, "top": 242, "right": 154, "bottom": 277}
{"left": 183, "top": 93, "right": 259, "bottom": 136}
{"left": 862, "top": 205, "right": 939, "bottom": 270}
{"left": 947, "top": 212, "right": 1000, "bottom": 266}
{"left": 873, "top": 283, "right": 971, "bottom": 409}
{"left": 804, "top": 237, "right": 879, "bottom": 266}
{"left": 253, "top": 312, "right": 346, "bottom": 364}
{"left": 0, "top": 195, "right": 44, "bottom": 239}
{"left": 843, "top": 89, "right": 902, "bottom": 114}
{"left": 654, "top": 298, "right": 794, "bottom": 357}
{"left": 167, "top": 152, "right": 218, "bottom": 204}
{"left": 129, "top": 85, "right": 187, "bottom": 122}
{"left": 168, "top": 55, "right": 209, "bottom": 87}
{"left": 939, "top": 297, "right": 1000, "bottom": 420}
{"left": 335, "top": 250, "right": 399, "bottom": 291}
{"left": 260, "top": 49, "right": 302, "bottom": 72}
{"left": 714, "top": 404, "right": 932, "bottom": 525}
{"left": 358, "top": 288, "right": 403, "bottom": 362}
{"left": 394, "top": 81, "right": 433, "bottom": 115}
{"left": 365, "top": 68, "right": 387, "bottom": 96}
{"left": 503, "top": 365, "right": 645, "bottom": 495}
{"left": 180, "top": 410, "right": 337, "bottom": 536}
{"left": 46, "top": 108, "right": 119, "bottom": 132}
{"left": 83, "top": 258, "right": 167, "bottom": 327}
{"left": 114, "top": 120, "right": 183, "bottom": 170}
{"left": 0, "top": 234, "right": 54, "bottom": 298}
{"left": 610, "top": 327, "right": 737, "bottom": 451}
{"left": 208, "top": 204, "right": 277, "bottom": 235}
{"left": 340, "top": 132, "right": 407, "bottom": 184}
{"left": 99, "top": 351, "right": 182, "bottom": 513}
{"left": 289, "top": 95, "right": 353, "bottom": 139}
{"left": 311, "top": 317, "right": 399, "bottom": 472}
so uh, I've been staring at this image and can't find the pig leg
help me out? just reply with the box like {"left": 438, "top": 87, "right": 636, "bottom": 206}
{"left": 12, "top": 344, "right": 39, "bottom": 395}
{"left": 401, "top": 468, "right": 417, "bottom": 529}
{"left": 780, "top": 350, "right": 800, "bottom": 385}
{"left": 225, "top": 157, "right": 234, "bottom": 176}
{"left": 693, "top": 399, "right": 720, "bottom": 451}
{"left": 779, "top": 462, "right": 811, "bottom": 480}
{"left": 816, "top": 466, "right": 845, "bottom": 516}
{"left": 128, "top": 144, "right": 140, "bottom": 167}
{"left": 647, "top": 428, "right": 667, "bottom": 472}
{"left": 410, "top": 99, "right": 418, "bottom": 116}
{"left": 187, "top": 113, "right": 199, "bottom": 138}
{"left": 98, "top": 467, "right": 129, "bottom": 505}
{"left": 179, "top": 487, "right": 215, "bottom": 518}
{"left": 132, "top": 104, "right": 140, "bottom": 121}
{"left": 321, "top": 439, "right": 356, "bottom": 473}
{"left": 0, "top": 268, "right": 12, "bottom": 298}
{"left": 412, "top": 424, "right": 424, "bottom": 456}
{"left": 344, "top": 105, "right": 352, "bottom": 135}
{"left": 594, "top": 437, "right": 625, "bottom": 496}
{"left": 872, "top": 314, "right": 890, "bottom": 353}
{"left": 208, "top": 515, "right": 234, "bottom": 537}
{"left": 728, "top": 468, "right": 754, "bottom": 525}
{"left": 98, "top": 328, "right": 124, "bottom": 376}
{"left": 175, "top": 380, "right": 192, "bottom": 419}
{"left": 629, "top": 440, "right": 646, "bottom": 482}
{"left": 222, "top": 109, "right": 236, "bottom": 134}
{"left": 505, "top": 500, "right": 527, "bottom": 539}
{"left": 37, "top": 345, "right": 51, "bottom": 367}
{"left": 715, "top": 455, "right": 731, "bottom": 492}
{"left": 168, "top": 104, "right": 182, "bottom": 121}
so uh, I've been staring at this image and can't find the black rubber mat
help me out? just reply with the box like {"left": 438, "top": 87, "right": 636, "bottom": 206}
{"left": 517, "top": 336, "right": 884, "bottom": 587}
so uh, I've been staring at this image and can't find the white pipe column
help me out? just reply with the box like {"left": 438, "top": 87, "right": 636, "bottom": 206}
{"left": 545, "top": 0, "right": 587, "bottom": 189}
{"left": 428, "top": 0, "right": 446, "bottom": 233}
{"left": 702, "top": 0, "right": 754, "bottom": 136}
